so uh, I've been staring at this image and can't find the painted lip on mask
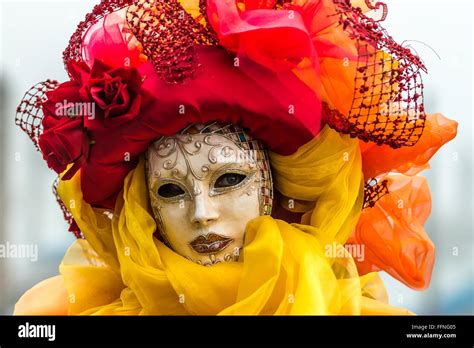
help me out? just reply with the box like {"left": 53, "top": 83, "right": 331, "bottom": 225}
{"left": 189, "top": 233, "right": 234, "bottom": 254}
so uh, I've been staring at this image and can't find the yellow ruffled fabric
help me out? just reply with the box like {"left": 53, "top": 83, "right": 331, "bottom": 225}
{"left": 57, "top": 126, "right": 411, "bottom": 315}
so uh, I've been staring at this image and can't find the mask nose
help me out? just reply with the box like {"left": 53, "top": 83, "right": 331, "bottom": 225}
{"left": 190, "top": 191, "right": 219, "bottom": 226}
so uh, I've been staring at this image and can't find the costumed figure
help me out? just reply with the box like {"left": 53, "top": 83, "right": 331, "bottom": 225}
{"left": 14, "top": 0, "right": 457, "bottom": 315}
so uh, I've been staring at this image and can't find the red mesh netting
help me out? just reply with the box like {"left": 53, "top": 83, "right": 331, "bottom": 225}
{"left": 363, "top": 178, "right": 389, "bottom": 209}
{"left": 125, "top": 0, "right": 217, "bottom": 83}
{"left": 16, "top": 80, "right": 83, "bottom": 238}
{"left": 15, "top": 80, "right": 82, "bottom": 238}
{"left": 63, "top": 0, "right": 134, "bottom": 75}
{"left": 325, "top": 0, "right": 427, "bottom": 148}
{"left": 64, "top": 0, "right": 217, "bottom": 83}
{"left": 15, "top": 80, "right": 59, "bottom": 151}
{"left": 199, "top": 0, "right": 217, "bottom": 36}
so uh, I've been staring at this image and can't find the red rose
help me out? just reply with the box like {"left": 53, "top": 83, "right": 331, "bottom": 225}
{"left": 73, "top": 60, "right": 150, "bottom": 129}
{"left": 39, "top": 117, "right": 89, "bottom": 175}
{"left": 42, "top": 81, "right": 86, "bottom": 120}
{"left": 39, "top": 80, "right": 90, "bottom": 176}
{"left": 36, "top": 59, "right": 154, "bottom": 178}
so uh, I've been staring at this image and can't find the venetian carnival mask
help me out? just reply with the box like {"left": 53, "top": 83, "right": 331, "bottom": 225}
{"left": 146, "top": 123, "right": 273, "bottom": 266}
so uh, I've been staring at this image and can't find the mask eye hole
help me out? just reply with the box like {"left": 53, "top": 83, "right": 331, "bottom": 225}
{"left": 214, "top": 173, "right": 247, "bottom": 189}
{"left": 158, "top": 183, "right": 185, "bottom": 198}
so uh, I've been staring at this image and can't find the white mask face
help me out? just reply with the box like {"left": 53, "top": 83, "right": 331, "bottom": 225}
{"left": 146, "top": 124, "right": 273, "bottom": 266}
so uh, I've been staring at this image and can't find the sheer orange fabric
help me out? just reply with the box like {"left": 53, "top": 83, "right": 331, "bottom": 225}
{"left": 347, "top": 175, "right": 434, "bottom": 290}
{"left": 360, "top": 113, "right": 458, "bottom": 179}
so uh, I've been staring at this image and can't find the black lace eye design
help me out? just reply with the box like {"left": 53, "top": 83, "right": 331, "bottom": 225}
{"left": 158, "top": 183, "right": 185, "bottom": 198}
{"left": 214, "top": 173, "right": 247, "bottom": 188}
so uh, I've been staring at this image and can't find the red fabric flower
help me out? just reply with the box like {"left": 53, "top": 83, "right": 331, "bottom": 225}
{"left": 38, "top": 60, "right": 153, "bottom": 180}
{"left": 39, "top": 81, "right": 90, "bottom": 177}
{"left": 81, "top": 60, "right": 151, "bottom": 128}
{"left": 68, "top": 60, "right": 153, "bottom": 130}
{"left": 39, "top": 117, "right": 90, "bottom": 179}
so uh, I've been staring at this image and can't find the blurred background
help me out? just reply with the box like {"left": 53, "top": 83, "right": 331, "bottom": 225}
{"left": 0, "top": 0, "right": 472, "bottom": 314}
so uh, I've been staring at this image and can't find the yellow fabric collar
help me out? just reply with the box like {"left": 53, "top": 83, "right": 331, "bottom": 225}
{"left": 58, "top": 126, "right": 410, "bottom": 315}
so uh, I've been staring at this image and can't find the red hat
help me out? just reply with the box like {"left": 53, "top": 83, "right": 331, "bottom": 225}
{"left": 16, "top": 0, "right": 427, "bottom": 210}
